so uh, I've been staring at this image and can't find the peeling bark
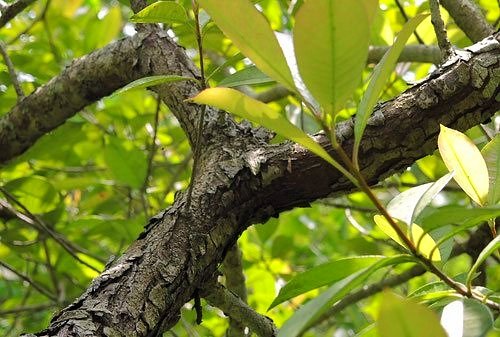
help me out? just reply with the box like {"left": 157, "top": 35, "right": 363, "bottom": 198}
{"left": 15, "top": 31, "right": 500, "bottom": 336}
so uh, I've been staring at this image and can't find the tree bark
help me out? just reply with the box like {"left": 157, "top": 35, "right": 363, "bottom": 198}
{"left": 7, "top": 22, "right": 499, "bottom": 337}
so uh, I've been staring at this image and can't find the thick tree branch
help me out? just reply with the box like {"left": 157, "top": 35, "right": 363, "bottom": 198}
{"left": 22, "top": 32, "right": 500, "bottom": 336}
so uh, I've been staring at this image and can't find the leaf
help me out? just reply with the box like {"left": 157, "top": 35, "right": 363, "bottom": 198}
{"left": 3, "top": 176, "right": 61, "bottom": 214}
{"left": 269, "top": 256, "right": 384, "bottom": 310}
{"left": 293, "top": 0, "right": 372, "bottom": 116}
{"left": 206, "top": 53, "right": 245, "bottom": 81}
{"left": 440, "top": 299, "right": 494, "bottom": 337}
{"left": 190, "top": 88, "right": 357, "bottom": 183}
{"left": 130, "top": 1, "right": 188, "bottom": 24}
{"left": 112, "top": 75, "right": 194, "bottom": 96}
{"left": 218, "top": 66, "right": 274, "bottom": 87}
{"left": 386, "top": 172, "right": 454, "bottom": 225}
{"left": 378, "top": 291, "right": 447, "bottom": 337}
{"left": 103, "top": 137, "right": 147, "bottom": 189}
{"left": 199, "top": 0, "right": 295, "bottom": 90}
{"left": 277, "top": 255, "right": 416, "bottom": 337}
{"left": 481, "top": 135, "right": 500, "bottom": 204}
{"left": 353, "top": 14, "right": 429, "bottom": 166}
{"left": 373, "top": 215, "right": 441, "bottom": 261}
{"left": 438, "top": 125, "right": 489, "bottom": 206}
{"left": 466, "top": 235, "right": 500, "bottom": 289}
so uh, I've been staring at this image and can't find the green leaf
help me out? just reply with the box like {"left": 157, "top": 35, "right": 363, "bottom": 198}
{"left": 481, "top": 135, "right": 500, "bottom": 204}
{"left": 293, "top": 0, "right": 373, "bottom": 116}
{"left": 277, "top": 255, "right": 416, "bottom": 337}
{"left": 112, "top": 75, "right": 194, "bottom": 96}
{"left": 269, "top": 256, "right": 384, "bottom": 310}
{"left": 130, "top": 1, "right": 188, "bottom": 24}
{"left": 419, "top": 206, "right": 500, "bottom": 231}
{"left": 438, "top": 125, "right": 489, "bottom": 206}
{"left": 373, "top": 215, "right": 441, "bottom": 261}
{"left": 218, "top": 66, "right": 274, "bottom": 87}
{"left": 353, "top": 13, "right": 429, "bottom": 166}
{"left": 387, "top": 172, "right": 454, "bottom": 225}
{"left": 440, "top": 299, "right": 494, "bottom": 337}
{"left": 190, "top": 88, "right": 357, "bottom": 183}
{"left": 378, "top": 291, "right": 447, "bottom": 337}
{"left": 206, "top": 53, "right": 245, "bottom": 81}
{"left": 103, "top": 136, "right": 147, "bottom": 189}
{"left": 466, "top": 235, "right": 500, "bottom": 289}
{"left": 199, "top": 0, "right": 295, "bottom": 90}
{"left": 3, "top": 176, "right": 61, "bottom": 214}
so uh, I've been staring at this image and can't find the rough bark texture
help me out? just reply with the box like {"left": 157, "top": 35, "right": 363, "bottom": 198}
{"left": 13, "top": 29, "right": 499, "bottom": 336}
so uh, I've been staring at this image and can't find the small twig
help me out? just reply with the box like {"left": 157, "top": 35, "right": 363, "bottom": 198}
{"left": 429, "top": 0, "right": 454, "bottom": 61}
{"left": 201, "top": 281, "right": 278, "bottom": 337}
{"left": 394, "top": 0, "right": 425, "bottom": 44}
{"left": 0, "top": 303, "right": 58, "bottom": 315}
{"left": 0, "top": 259, "right": 57, "bottom": 301}
{"left": 0, "top": 40, "right": 24, "bottom": 100}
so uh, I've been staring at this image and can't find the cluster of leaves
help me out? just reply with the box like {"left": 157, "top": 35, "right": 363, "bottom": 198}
{"left": 0, "top": 0, "right": 499, "bottom": 336}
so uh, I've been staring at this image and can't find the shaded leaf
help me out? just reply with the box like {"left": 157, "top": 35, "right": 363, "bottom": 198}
{"left": 353, "top": 14, "right": 429, "bottom": 165}
{"left": 378, "top": 291, "right": 447, "bottom": 337}
{"left": 218, "top": 66, "right": 274, "bottom": 87}
{"left": 199, "top": 0, "right": 295, "bottom": 90}
{"left": 293, "top": 0, "right": 372, "bottom": 115}
{"left": 130, "top": 1, "right": 188, "bottom": 24}
{"left": 113, "top": 75, "right": 194, "bottom": 96}
{"left": 438, "top": 125, "right": 489, "bottom": 205}
{"left": 373, "top": 215, "right": 441, "bottom": 261}
{"left": 269, "top": 256, "right": 384, "bottom": 309}
{"left": 481, "top": 135, "right": 500, "bottom": 204}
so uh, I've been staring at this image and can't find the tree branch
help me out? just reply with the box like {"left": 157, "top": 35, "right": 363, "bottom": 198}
{"left": 0, "top": 0, "right": 36, "bottom": 28}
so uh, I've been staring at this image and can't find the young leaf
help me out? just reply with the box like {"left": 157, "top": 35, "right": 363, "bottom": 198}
{"left": 130, "top": 1, "right": 188, "bottom": 24}
{"left": 218, "top": 66, "right": 273, "bottom": 87}
{"left": 112, "top": 75, "right": 194, "bottom": 96}
{"left": 378, "top": 291, "right": 447, "bottom": 337}
{"left": 373, "top": 215, "right": 441, "bottom": 261}
{"left": 199, "top": 0, "right": 295, "bottom": 91}
{"left": 269, "top": 256, "right": 384, "bottom": 310}
{"left": 353, "top": 13, "right": 429, "bottom": 167}
{"left": 293, "top": 0, "right": 372, "bottom": 116}
{"left": 190, "top": 88, "right": 357, "bottom": 183}
{"left": 438, "top": 125, "right": 489, "bottom": 206}
{"left": 481, "top": 135, "right": 500, "bottom": 204}
{"left": 466, "top": 235, "right": 500, "bottom": 289}
{"left": 277, "top": 255, "right": 416, "bottom": 337}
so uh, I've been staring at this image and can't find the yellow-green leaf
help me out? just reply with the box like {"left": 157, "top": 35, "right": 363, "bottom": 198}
{"left": 199, "top": 0, "right": 295, "bottom": 91}
{"left": 373, "top": 215, "right": 441, "bottom": 261}
{"left": 293, "top": 0, "right": 372, "bottom": 116}
{"left": 190, "top": 88, "right": 356, "bottom": 183}
{"left": 378, "top": 291, "right": 447, "bottom": 337}
{"left": 438, "top": 125, "right": 489, "bottom": 206}
{"left": 130, "top": 1, "right": 188, "bottom": 24}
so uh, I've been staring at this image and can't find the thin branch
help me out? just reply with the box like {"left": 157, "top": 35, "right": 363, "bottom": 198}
{"left": 201, "top": 281, "right": 277, "bottom": 337}
{"left": 429, "top": 0, "right": 454, "bottom": 61}
{"left": 0, "top": 303, "right": 57, "bottom": 315}
{"left": 0, "top": 259, "right": 57, "bottom": 301}
{"left": 394, "top": 0, "right": 425, "bottom": 44}
{"left": 0, "top": 40, "right": 24, "bottom": 100}
{"left": 303, "top": 266, "right": 426, "bottom": 334}
{"left": 440, "top": 0, "right": 495, "bottom": 42}
{"left": 0, "top": 0, "right": 36, "bottom": 28}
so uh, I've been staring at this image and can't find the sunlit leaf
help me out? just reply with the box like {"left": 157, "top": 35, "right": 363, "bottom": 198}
{"left": 269, "top": 256, "right": 384, "bottom": 309}
{"left": 218, "top": 66, "right": 273, "bottom": 87}
{"left": 438, "top": 125, "right": 489, "bottom": 205}
{"left": 199, "top": 0, "right": 295, "bottom": 90}
{"left": 293, "top": 0, "right": 372, "bottom": 116}
{"left": 441, "top": 299, "right": 494, "bottom": 337}
{"left": 112, "top": 75, "right": 194, "bottom": 96}
{"left": 378, "top": 291, "right": 447, "bottom": 337}
{"left": 277, "top": 255, "right": 416, "bottom": 337}
{"left": 130, "top": 1, "right": 188, "bottom": 24}
{"left": 3, "top": 176, "right": 61, "bottom": 214}
{"left": 481, "top": 135, "right": 500, "bottom": 204}
{"left": 190, "top": 88, "right": 357, "bottom": 183}
{"left": 466, "top": 235, "right": 500, "bottom": 289}
{"left": 353, "top": 14, "right": 429, "bottom": 166}
{"left": 373, "top": 215, "right": 441, "bottom": 261}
